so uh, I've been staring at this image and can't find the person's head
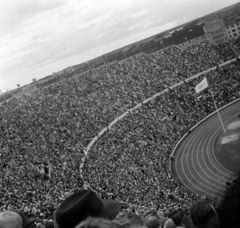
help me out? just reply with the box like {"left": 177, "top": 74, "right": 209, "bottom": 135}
{"left": 0, "top": 211, "right": 22, "bottom": 228}
{"left": 75, "top": 217, "right": 119, "bottom": 228}
{"left": 144, "top": 210, "right": 160, "bottom": 220}
{"left": 113, "top": 212, "right": 144, "bottom": 228}
{"left": 144, "top": 209, "right": 166, "bottom": 228}
{"left": 171, "top": 211, "right": 185, "bottom": 227}
{"left": 144, "top": 216, "right": 161, "bottom": 228}
{"left": 182, "top": 215, "right": 194, "bottom": 228}
{"left": 55, "top": 189, "right": 122, "bottom": 228}
{"left": 190, "top": 201, "right": 218, "bottom": 228}
{"left": 163, "top": 219, "right": 176, "bottom": 228}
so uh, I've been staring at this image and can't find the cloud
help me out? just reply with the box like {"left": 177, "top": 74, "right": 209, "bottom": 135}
{"left": 0, "top": 0, "right": 174, "bottom": 79}
{"left": 0, "top": 0, "right": 66, "bottom": 37}
{"left": 130, "top": 9, "right": 149, "bottom": 19}
{"left": 32, "top": 35, "right": 40, "bottom": 40}
{"left": 14, "top": 0, "right": 65, "bottom": 16}
{"left": 141, "top": 19, "right": 163, "bottom": 30}
{"left": 35, "top": 58, "right": 56, "bottom": 68}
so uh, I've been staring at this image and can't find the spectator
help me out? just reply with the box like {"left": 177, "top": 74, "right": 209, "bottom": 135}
{"left": 144, "top": 216, "right": 161, "bottom": 228}
{"left": 190, "top": 201, "right": 219, "bottom": 228}
{"left": 76, "top": 217, "right": 118, "bottom": 228}
{"left": 182, "top": 215, "right": 194, "bottom": 228}
{"left": 55, "top": 189, "right": 122, "bottom": 228}
{"left": 216, "top": 172, "right": 240, "bottom": 228}
{"left": 113, "top": 212, "right": 144, "bottom": 228}
{"left": 0, "top": 211, "right": 22, "bottom": 228}
{"left": 163, "top": 219, "right": 176, "bottom": 228}
{"left": 171, "top": 211, "right": 185, "bottom": 228}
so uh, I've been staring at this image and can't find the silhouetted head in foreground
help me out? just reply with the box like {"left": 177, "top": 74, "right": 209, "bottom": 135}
{"left": 216, "top": 174, "right": 240, "bottom": 228}
{"left": 190, "top": 200, "right": 219, "bottom": 228}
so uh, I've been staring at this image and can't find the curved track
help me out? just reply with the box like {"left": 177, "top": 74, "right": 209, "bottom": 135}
{"left": 173, "top": 101, "right": 240, "bottom": 201}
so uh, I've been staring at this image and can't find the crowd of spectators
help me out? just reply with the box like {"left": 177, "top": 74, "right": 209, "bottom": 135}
{"left": 0, "top": 39, "right": 240, "bottom": 227}
{"left": 185, "top": 40, "right": 225, "bottom": 68}
{"left": 214, "top": 41, "right": 237, "bottom": 61}
{"left": 83, "top": 61, "right": 240, "bottom": 210}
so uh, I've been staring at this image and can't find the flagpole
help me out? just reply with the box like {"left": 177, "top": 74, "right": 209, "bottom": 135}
{"left": 208, "top": 85, "right": 226, "bottom": 133}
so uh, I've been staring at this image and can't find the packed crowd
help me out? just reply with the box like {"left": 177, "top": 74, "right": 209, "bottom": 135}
{"left": 185, "top": 40, "right": 225, "bottom": 68}
{"left": 0, "top": 39, "right": 240, "bottom": 227}
{"left": 214, "top": 41, "right": 237, "bottom": 61}
{"left": 2, "top": 186, "right": 237, "bottom": 228}
{"left": 83, "top": 62, "right": 240, "bottom": 209}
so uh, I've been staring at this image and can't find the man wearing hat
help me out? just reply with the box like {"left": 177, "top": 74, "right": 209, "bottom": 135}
{"left": 0, "top": 211, "right": 22, "bottom": 228}
{"left": 55, "top": 189, "right": 122, "bottom": 228}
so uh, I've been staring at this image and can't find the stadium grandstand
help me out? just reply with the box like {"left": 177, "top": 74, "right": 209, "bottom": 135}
{"left": 1, "top": 38, "right": 240, "bottom": 228}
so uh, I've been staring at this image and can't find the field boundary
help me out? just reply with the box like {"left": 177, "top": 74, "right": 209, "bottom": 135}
{"left": 170, "top": 97, "right": 240, "bottom": 176}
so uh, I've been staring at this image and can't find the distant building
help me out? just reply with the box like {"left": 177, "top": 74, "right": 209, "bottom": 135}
{"left": 225, "top": 18, "right": 240, "bottom": 40}
{"left": 164, "top": 27, "right": 205, "bottom": 50}
{"left": 177, "top": 35, "right": 206, "bottom": 50}
{"left": 203, "top": 19, "right": 229, "bottom": 45}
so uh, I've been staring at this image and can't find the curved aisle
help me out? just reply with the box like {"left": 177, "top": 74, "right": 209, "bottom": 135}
{"left": 173, "top": 101, "right": 240, "bottom": 201}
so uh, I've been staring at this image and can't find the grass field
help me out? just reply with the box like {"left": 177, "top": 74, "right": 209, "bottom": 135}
{"left": 214, "top": 118, "right": 240, "bottom": 173}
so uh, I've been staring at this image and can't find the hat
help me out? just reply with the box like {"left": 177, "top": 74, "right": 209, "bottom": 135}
{"left": 17, "top": 211, "right": 36, "bottom": 228}
{"left": 55, "top": 189, "right": 122, "bottom": 228}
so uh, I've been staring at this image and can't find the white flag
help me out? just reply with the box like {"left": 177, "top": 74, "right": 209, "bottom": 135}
{"left": 195, "top": 77, "right": 209, "bottom": 93}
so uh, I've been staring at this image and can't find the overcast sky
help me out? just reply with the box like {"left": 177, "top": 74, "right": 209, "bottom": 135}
{"left": 0, "top": 0, "right": 239, "bottom": 92}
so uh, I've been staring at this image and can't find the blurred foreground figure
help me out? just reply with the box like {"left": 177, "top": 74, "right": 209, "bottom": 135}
{"left": 76, "top": 217, "right": 119, "bottom": 228}
{"left": 113, "top": 212, "right": 145, "bottom": 228}
{"left": 55, "top": 189, "right": 122, "bottom": 228}
{"left": 144, "top": 216, "right": 161, "bottom": 228}
{"left": 190, "top": 201, "right": 219, "bottom": 228}
{"left": 0, "top": 211, "right": 22, "bottom": 228}
{"left": 171, "top": 211, "right": 185, "bottom": 228}
{"left": 216, "top": 173, "right": 240, "bottom": 228}
{"left": 76, "top": 212, "right": 145, "bottom": 228}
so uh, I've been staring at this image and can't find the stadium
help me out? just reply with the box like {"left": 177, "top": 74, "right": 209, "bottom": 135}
{"left": 1, "top": 2, "right": 240, "bottom": 228}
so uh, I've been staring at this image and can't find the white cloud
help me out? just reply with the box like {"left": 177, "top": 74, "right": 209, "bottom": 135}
{"left": 0, "top": 0, "right": 66, "bottom": 37}
{"left": 130, "top": 9, "right": 148, "bottom": 19}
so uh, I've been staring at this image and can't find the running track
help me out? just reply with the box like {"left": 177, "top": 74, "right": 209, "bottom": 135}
{"left": 172, "top": 100, "right": 240, "bottom": 201}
